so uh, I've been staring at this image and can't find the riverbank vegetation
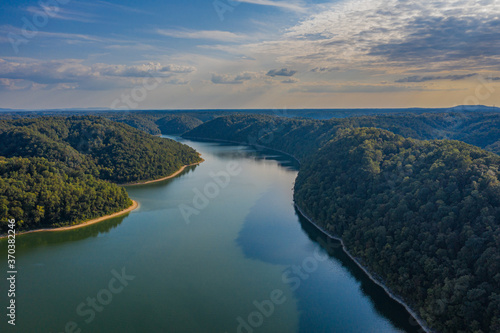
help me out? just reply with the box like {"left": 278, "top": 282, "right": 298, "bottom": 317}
{"left": 183, "top": 113, "right": 500, "bottom": 332}
{"left": 0, "top": 116, "right": 202, "bottom": 232}
{"left": 295, "top": 128, "right": 500, "bottom": 332}
{"left": 0, "top": 157, "right": 131, "bottom": 233}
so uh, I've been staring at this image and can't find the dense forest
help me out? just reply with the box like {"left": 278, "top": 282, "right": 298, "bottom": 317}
{"left": 0, "top": 111, "right": 211, "bottom": 135}
{"left": 0, "top": 116, "right": 202, "bottom": 233}
{"left": 0, "top": 116, "right": 201, "bottom": 183}
{"left": 0, "top": 157, "right": 131, "bottom": 233}
{"left": 183, "top": 114, "right": 500, "bottom": 333}
{"left": 155, "top": 114, "right": 203, "bottom": 134}
{"left": 2, "top": 110, "right": 500, "bottom": 330}
{"left": 3, "top": 108, "right": 500, "bottom": 150}
{"left": 184, "top": 112, "right": 500, "bottom": 157}
{"left": 295, "top": 128, "right": 500, "bottom": 332}
{"left": 104, "top": 112, "right": 205, "bottom": 135}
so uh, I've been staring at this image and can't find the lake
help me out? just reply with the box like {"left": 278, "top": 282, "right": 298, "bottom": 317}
{"left": 0, "top": 137, "right": 422, "bottom": 333}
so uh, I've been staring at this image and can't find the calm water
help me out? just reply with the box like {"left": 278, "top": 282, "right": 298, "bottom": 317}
{"left": 0, "top": 137, "right": 422, "bottom": 333}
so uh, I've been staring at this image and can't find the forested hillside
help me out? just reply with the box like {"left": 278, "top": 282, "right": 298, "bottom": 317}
{"left": 104, "top": 112, "right": 205, "bottom": 135}
{"left": 155, "top": 114, "right": 203, "bottom": 134}
{"left": 0, "top": 157, "right": 131, "bottom": 233}
{"left": 184, "top": 112, "right": 500, "bottom": 157}
{"left": 183, "top": 114, "right": 500, "bottom": 332}
{"left": 294, "top": 128, "right": 500, "bottom": 332}
{"left": 0, "top": 116, "right": 201, "bottom": 183}
{"left": 0, "top": 116, "right": 202, "bottom": 233}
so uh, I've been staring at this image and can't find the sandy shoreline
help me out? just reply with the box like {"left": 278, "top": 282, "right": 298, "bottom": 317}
{"left": 122, "top": 160, "right": 204, "bottom": 186}
{"left": 0, "top": 159, "right": 204, "bottom": 239}
{"left": 294, "top": 203, "right": 432, "bottom": 333}
{"left": 1, "top": 200, "right": 139, "bottom": 239}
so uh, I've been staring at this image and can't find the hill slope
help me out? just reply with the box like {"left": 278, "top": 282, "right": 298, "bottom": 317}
{"left": 0, "top": 116, "right": 202, "bottom": 183}
{"left": 294, "top": 128, "right": 500, "bottom": 332}
{"left": 184, "top": 115, "right": 500, "bottom": 332}
{"left": 0, "top": 116, "right": 202, "bottom": 232}
{"left": 0, "top": 157, "right": 131, "bottom": 233}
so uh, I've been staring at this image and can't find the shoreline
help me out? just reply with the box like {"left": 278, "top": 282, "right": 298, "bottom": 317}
{"left": 1, "top": 200, "right": 139, "bottom": 239}
{"left": 182, "top": 136, "right": 302, "bottom": 165}
{"left": 1, "top": 158, "right": 205, "bottom": 239}
{"left": 294, "top": 203, "right": 432, "bottom": 333}
{"left": 122, "top": 160, "right": 204, "bottom": 186}
{"left": 184, "top": 135, "right": 430, "bottom": 333}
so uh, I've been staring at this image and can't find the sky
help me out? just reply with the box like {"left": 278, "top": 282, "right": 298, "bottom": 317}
{"left": 0, "top": 0, "right": 499, "bottom": 110}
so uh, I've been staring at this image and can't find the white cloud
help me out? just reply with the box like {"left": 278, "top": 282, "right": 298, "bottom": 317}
{"left": 211, "top": 72, "right": 256, "bottom": 84}
{"left": 233, "top": 0, "right": 306, "bottom": 12}
{"left": 26, "top": 6, "right": 95, "bottom": 23}
{"left": 0, "top": 58, "right": 196, "bottom": 90}
{"left": 215, "top": 0, "right": 500, "bottom": 73}
{"left": 156, "top": 29, "right": 246, "bottom": 42}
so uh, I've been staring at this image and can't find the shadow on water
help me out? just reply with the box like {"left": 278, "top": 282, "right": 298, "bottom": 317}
{"left": 0, "top": 166, "right": 201, "bottom": 254}
{"left": 235, "top": 145, "right": 422, "bottom": 333}
{"left": 0, "top": 214, "right": 128, "bottom": 255}
{"left": 182, "top": 137, "right": 301, "bottom": 170}
{"left": 124, "top": 164, "right": 200, "bottom": 190}
{"left": 295, "top": 209, "right": 423, "bottom": 333}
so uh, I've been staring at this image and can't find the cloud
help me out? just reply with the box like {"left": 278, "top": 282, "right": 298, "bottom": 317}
{"left": 211, "top": 72, "right": 255, "bottom": 84}
{"left": 290, "top": 83, "right": 424, "bottom": 94}
{"left": 91, "top": 1, "right": 152, "bottom": 14}
{"left": 0, "top": 58, "right": 195, "bottom": 89}
{"left": 0, "top": 25, "right": 105, "bottom": 43}
{"left": 395, "top": 74, "right": 478, "bottom": 83}
{"left": 161, "top": 64, "right": 196, "bottom": 74}
{"left": 233, "top": 0, "right": 306, "bottom": 12}
{"left": 226, "top": 0, "right": 500, "bottom": 74}
{"left": 25, "top": 6, "right": 96, "bottom": 23}
{"left": 156, "top": 29, "right": 245, "bottom": 42}
{"left": 369, "top": 16, "right": 500, "bottom": 67}
{"left": 266, "top": 68, "right": 297, "bottom": 77}
{"left": 282, "top": 78, "right": 298, "bottom": 84}
{"left": 311, "top": 67, "right": 340, "bottom": 73}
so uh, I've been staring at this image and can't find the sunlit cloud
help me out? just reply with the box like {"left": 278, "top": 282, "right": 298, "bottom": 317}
{"left": 1, "top": 0, "right": 500, "bottom": 108}
{"left": 0, "top": 58, "right": 195, "bottom": 90}
{"left": 233, "top": 0, "right": 306, "bottom": 12}
{"left": 395, "top": 74, "right": 478, "bottom": 83}
{"left": 211, "top": 72, "right": 256, "bottom": 84}
{"left": 156, "top": 29, "right": 246, "bottom": 42}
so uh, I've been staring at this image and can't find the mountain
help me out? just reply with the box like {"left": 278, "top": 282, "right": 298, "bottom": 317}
{"left": 183, "top": 113, "right": 500, "bottom": 332}
{"left": 0, "top": 116, "right": 202, "bottom": 233}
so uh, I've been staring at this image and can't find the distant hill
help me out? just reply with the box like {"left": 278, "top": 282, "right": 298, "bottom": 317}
{"left": 182, "top": 113, "right": 500, "bottom": 332}
{"left": 295, "top": 128, "right": 500, "bottom": 332}
{"left": 0, "top": 116, "right": 202, "bottom": 233}
{"left": 0, "top": 116, "right": 201, "bottom": 183}
{"left": 184, "top": 112, "right": 500, "bottom": 156}
{"left": 0, "top": 157, "right": 131, "bottom": 233}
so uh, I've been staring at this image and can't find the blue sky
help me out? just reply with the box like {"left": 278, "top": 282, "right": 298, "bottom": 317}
{"left": 0, "top": 0, "right": 499, "bottom": 109}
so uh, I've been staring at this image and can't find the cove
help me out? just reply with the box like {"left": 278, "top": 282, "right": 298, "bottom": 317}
{"left": 0, "top": 137, "right": 422, "bottom": 333}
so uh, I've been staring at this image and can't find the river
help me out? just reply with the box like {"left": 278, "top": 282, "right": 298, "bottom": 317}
{"left": 0, "top": 137, "right": 422, "bottom": 333}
